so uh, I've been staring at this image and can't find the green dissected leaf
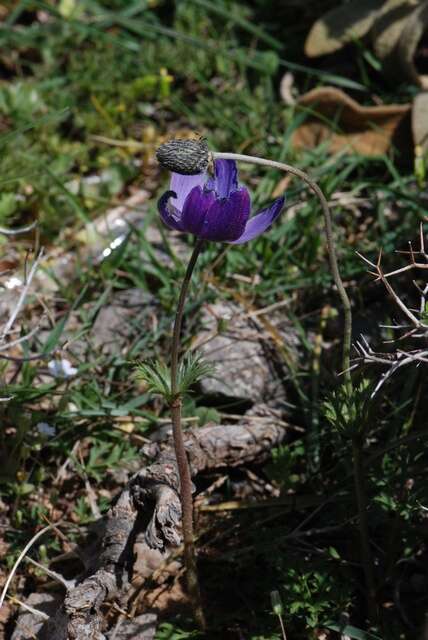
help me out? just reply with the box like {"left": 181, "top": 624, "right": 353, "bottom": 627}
{"left": 324, "top": 378, "right": 376, "bottom": 436}
{"left": 177, "top": 351, "right": 216, "bottom": 395}
{"left": 136, "top": 352, "right": 215, "bottom": 402}
{"left": 136, "top": 359, "right": 171, "bottom": 398}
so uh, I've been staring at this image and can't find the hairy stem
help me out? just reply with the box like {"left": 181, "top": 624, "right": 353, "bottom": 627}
{"left": 170, "top": 237, "right": 205, "bottom": 629}
{"left": 212, "top": 151, "right": 352, "bottom": 382}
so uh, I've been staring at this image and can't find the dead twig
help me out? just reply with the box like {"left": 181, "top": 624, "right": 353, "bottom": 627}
{"left": 355, "top": 222, "right": 428, "bottom": 393}
{"left": 0, "top": 524, "right": 58, "bottom": 610}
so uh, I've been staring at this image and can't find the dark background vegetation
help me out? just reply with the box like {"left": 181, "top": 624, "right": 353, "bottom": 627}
{"left": 0, "top": 1, "right": 427, "bottom": 639}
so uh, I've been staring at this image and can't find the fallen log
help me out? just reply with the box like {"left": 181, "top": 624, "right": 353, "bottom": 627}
{"left": 20, "top": 420, "right": 286, "bottom": 640}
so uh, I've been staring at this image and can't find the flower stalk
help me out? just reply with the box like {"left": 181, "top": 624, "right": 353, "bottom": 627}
{"left": 170, "top": 237, "right": 206, "bottom": 629}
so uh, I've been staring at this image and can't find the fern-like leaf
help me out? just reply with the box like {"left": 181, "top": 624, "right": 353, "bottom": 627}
{"left": 177, "top": 351, "right": 216, "bottom": 395}
{"left": 135, "top": 359, "right": 171, "bottom": 399}
{"left": 135, "top": 352, "right": 215, "bottom": 402}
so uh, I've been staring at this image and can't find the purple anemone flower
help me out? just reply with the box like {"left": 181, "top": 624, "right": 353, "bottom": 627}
{"left": 158, "top": 159, "right": 284, "bottom": 244}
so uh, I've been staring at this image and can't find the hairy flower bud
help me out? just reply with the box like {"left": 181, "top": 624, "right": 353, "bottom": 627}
{"left": 156, "top": 138, "right": 210, "bottom": 175}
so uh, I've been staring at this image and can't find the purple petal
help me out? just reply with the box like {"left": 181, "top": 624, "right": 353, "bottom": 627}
{"left": 205, "top": 176, "right": 215, "bottom": 191}
{"left": 181, "top": 186, "right": 217, "bottom": 235}
{"left": 201, "top": 188, "right": 250, "bottom": 242}
{"left": 213, "top": 160, "right": 238, "bottom": 198}
{"left": 170, "top": 172, "right": 207, "bottom": 211}
{"left": 230, "top": 196, "right": 285, "bottom": 244}
{"left": 158, "top": 190, "right": 185, "bottom": 231}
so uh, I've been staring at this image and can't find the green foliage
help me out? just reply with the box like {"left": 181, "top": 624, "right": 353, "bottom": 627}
{"left": 268, "top": 441, "right": 306, "bottom": 491}
{"left": 135, "top": 359, "right": 172, "bottom": 399}
{"left": 71, "top": 439, "right": 138, "bottom": 483}
{"left": 183, "top": 399, "right": 221, "bottom": 427}
{"left": 155, "top": 623, "right": 203, "bottom": 639}
{"left": 280, "top": 568, "right": 351, "bottom": 630}
{"left": 0, "top": 193, "right": 18, "bottom": 225}
{"left": 177, "top": 352, "right": 216, "bottom": 397}
{"left": 324, "top": 379, "right": 374, "bottom": 436}
{"left": 136, "top": 351, "right": 215, "bottom": 402}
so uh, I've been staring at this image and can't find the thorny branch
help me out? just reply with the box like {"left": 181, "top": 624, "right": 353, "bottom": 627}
{"left": 355, "top": 222, "right": 428, "bottom": 395}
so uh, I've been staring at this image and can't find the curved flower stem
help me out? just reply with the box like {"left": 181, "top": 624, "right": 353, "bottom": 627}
{"left": 212, "top": 151, "right": 352, "bottom": 384}
{"left": 213, "top": 153, "right": 379, "bottom": 619}
{"left": 170, "top": 237, "right": 205, "bottom": 629}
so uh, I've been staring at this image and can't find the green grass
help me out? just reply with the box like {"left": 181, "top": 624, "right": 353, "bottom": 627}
{"left": 1, "top": 1, "right": 428, "bottom": 639}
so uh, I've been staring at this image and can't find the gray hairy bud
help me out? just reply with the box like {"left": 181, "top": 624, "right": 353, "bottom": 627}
{"left": 156, "top": 138, "right": 210, "bottom": 175}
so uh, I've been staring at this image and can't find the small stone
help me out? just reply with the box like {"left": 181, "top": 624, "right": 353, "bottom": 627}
{"left": 196, "top": 301, "right": 299, "bottom": 406}
{"left": 91, "top": 288, "right": 158, "bottom": 356}
{"left": 11, "top": 593, "right": 62, "bottom": 640}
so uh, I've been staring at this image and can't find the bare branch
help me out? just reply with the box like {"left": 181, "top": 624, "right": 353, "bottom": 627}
{"left": 356, "top": 224, "right": 428, "bottom": 393}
